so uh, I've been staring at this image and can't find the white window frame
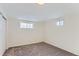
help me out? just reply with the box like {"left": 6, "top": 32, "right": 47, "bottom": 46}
{"left": 20, "top": 22, "right": 33, "bottom": 29}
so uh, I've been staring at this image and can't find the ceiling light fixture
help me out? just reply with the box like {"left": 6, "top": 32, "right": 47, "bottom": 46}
{"left": 36, "top": 0, "right": 44, "bottom": 5}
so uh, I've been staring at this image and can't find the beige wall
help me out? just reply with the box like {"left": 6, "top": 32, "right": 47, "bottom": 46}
{"left": 44, "top": 14, "right": 79, "bottom": 55}
{"left": 0, "top": 15, "right": 6, "bottom": 55}
{"left": 7, "top": 17, "right": 45, "bottom": 48}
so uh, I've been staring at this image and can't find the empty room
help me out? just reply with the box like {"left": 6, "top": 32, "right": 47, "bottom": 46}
{"left": 0, "top": 3, "right": 79, "bottom": 56}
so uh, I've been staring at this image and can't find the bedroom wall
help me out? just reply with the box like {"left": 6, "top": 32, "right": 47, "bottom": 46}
{"left": 6, "top": 17, "right": 45, "bottom": 48}
{"left": 44, "top": 14, "right": 79, "bottom": 55}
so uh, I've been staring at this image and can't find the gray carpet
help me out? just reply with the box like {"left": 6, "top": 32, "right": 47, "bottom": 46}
{"left": 3, "top": 42, "right": 76, "bottom": 56}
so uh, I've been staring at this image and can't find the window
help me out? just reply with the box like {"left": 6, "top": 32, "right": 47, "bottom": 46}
{"left": 56, "top": 20, "right": 64, "bottom": 27}
{"left": 20, "top": 22, "right": 33, "bottom": 29}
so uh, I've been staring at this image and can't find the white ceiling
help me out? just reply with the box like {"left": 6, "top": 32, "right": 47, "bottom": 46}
{"left": 0, "top": 3, "right": 79, "bottom": 21}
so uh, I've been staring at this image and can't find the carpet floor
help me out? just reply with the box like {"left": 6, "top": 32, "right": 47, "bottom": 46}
{"left": 3, "top": 42, "right": 76, "bottom": 56}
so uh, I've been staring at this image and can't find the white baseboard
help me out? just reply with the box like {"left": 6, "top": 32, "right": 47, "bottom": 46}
{"left": 7, "top": 41, "right": 43, "bottom": 49}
